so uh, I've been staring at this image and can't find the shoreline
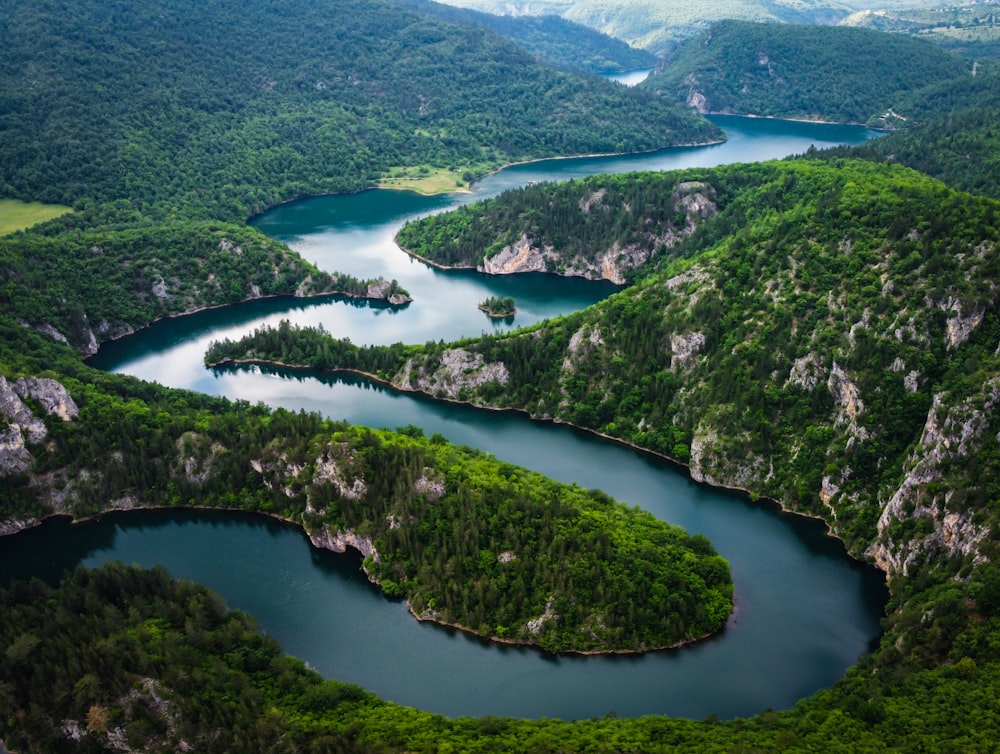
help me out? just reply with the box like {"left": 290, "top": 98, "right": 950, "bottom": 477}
{"left": 205, "top": 356, "right": 882, "bottom": 575}
{"left": 704, "top": 111, "right": 889, "bottom": 131}
{"left": 83, "top": 287, "right": 408, "bottom": 356}
{"left": 246, "top": 136, "right": 729, "bottom": 224}
{"left": 1, "top": 469, "right": 729, "bottom": 658}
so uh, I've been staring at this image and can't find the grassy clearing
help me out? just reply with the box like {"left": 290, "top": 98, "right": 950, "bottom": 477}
{"left": 0, "top": 199, "right": 72, "bottom": 235}
{"left": 378, "top": 166, "right": 471, "bottom": 194}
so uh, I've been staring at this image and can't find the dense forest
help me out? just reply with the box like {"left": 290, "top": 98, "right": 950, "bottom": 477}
{"left": 0, "top": 221, "right": 414, "bottom": 354}
{"left": 0, "top": 320, "right": 731, "bottom": 655}
{"left": 394, "top": 173, "right": 718, "bottom": 283}
{"left": 210, "top": 158, "right": 1000, "bottom": 551}
{"left": 642, "top": 20, "right": 975, "bottom": 125}
{"left": 0, "top": 0, "right": 717, "bottom": 226}
{"left": 812, "top": 69, "right": 1000, "bottom": 200}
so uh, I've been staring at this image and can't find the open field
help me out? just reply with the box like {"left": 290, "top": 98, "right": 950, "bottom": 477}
{"left": 0, "top": 199, "right": 72, "bottom": 235}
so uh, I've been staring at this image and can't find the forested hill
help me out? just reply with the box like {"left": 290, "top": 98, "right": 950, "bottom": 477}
{"left": 818, "top": 71, "right": 1000, "bottom": 200}
{"left": 642, "top": 20, "right": 973, "bottom": 125}
{"left": 0, "top": 0, "right": 716, "bottom": 224}
{"left": 390, "top": 0, "right": 657, "bottom": 74}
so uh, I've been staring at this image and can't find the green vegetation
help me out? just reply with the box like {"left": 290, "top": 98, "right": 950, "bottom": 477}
{"left": 5, "top": 560, "right": 996, "bottom": 753}
{"left": 0, "top": 199, "right": 72, "bottom": 235}
{"left": 642, "top": 20, "right": 974, "bottom": 125}
{"left": 0, "top": 0, "right": 719, "bottom": 226}
{"left": 0, "top": 222, "right": 371, "bottom": 352}
{"left": 4, "top": 0, "right": 1000, "bottom": 748}
{"left": 208, "top": 156, "right": 1000, "bottom": 747}
{"left": 0, "top": 320, "right": 731, "bottom": 654}
{"left": 813, "top": 70, "right": 1000, "bottom": 200}
{"left": 479, "top": 295, "right": 517, "bottom": 317}
{"left": 17, "top": 153, "right": 1000, "bottom": 751}
{"left": 395, "top": 174, "right": 716, "bottom": 283}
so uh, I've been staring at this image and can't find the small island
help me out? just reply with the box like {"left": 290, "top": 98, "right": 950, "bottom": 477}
{"left": 478, "top": 295, "right": 516, "bottom": 318}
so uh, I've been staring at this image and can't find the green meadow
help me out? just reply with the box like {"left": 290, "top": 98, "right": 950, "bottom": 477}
{"left": 0, "top": 199, "right": 72, "bottom": 235}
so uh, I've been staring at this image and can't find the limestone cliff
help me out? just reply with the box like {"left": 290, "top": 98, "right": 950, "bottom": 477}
{"left": 475, "top": 181, "right": 718, "bottom": 284}
{"left": 0, "top": 375, "right": 78, "bottom": 476}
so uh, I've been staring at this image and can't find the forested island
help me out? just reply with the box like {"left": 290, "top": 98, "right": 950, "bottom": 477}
{"left": 3, "top": 0, "right": 1000, "bottom": 749}
{"left": 479, "top": 295, "right": 517, "bottom": 317}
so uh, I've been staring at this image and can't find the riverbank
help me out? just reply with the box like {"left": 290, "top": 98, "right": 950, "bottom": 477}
{"left": 205, "top": 355, "right": 877, "bottom": 575}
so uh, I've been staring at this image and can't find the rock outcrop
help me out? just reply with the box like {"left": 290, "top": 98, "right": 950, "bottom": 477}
{"left": 0, "top": 375, "right": 78, "bottom": 476}
{"left": 868, "top": 385, "right": 997, "bottom": 575}
{"left": 395, "top": 348, "right": 509, "bottom": 400}
{"left": 479, "top": 181, "right": 718, "bottom": 285}
{"left": 366, "top": 278, "right": 412, "bottom": 305}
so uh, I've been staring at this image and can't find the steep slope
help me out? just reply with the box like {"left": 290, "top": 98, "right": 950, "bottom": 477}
{"left": 643, "top": 20, "right": 973, "bottom": 124}
{"left": 816, "top": 71, "right": 1000, "bottom": 199}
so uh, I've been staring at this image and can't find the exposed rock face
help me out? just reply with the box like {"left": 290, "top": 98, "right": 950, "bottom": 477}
{"left": 828, "top": 363, "right": 869, "bottom": 444}
{"left": 562, "top": 326, "right": 604, "bottom": 373}
{"left": 670, "top": 332, "right": 706, "bottom": 370}
{"left": 0, "top": 423, "right": 34, "bottom": 475}
{"left": 309, "top": 528, "right": 379, "bottom": 562}
{"left": 688, "top": 417, "right": 768, "bottom": 489}
{"left": 786, "top": 353, "right": 824, "bottom": 391}
{"left": 525, "top": 596, "right": 558, "bottom": 636}
{"left": 395, "top": 348, "right": 509, "bottom": 400}
{"left": 414, "top": 471, "right": 445, "bottom": 500}
{"left": 479, "top": 182, "right": 718, "bottom": 285}
{"left": 311, "top": 443, "right": 367, "bottom": 511}
{"left": 868, "top": 386, "right": 997, "bottom": 575}
{"left": 366, "top": 278, "right": 412, "bottom": 305}
{"left": 480, "top": 235, "right": 553, "bottom": 276}
{"left": 672, "top": 181, "right": 717, "bottom": 224}
{"left": 175, "top": 432, "right": 225, "bottom": 485}
{"left": 0, "top": 376, "right": 48, "bottom": 445}
{"left": 14, "top": 377, "right": 79, "bottom": 422}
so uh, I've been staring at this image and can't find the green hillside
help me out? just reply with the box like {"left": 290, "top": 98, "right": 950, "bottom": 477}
{"left": 642, "top": 20, "right": 973, "bottom": 124}
{"left": 5, "top": 0, "right": 1000, "bottom": 750}
{"left": 0, "top": 0, "right": 716, "bottom": 225}
{"left": 817, "top": 71, "right": 1000, "bottom": 199}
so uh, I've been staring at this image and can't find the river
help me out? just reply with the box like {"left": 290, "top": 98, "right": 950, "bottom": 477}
{"left": 5, "top": 117, "right": 888, "bottom": 721}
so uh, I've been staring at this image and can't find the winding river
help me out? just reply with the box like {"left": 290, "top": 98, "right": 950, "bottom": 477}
{"left": 3, "top": 117, "right": 888, "bottom": 721}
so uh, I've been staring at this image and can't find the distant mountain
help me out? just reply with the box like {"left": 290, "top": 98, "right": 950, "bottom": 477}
{"left": 0, "top": 0, "right": 715, "bottom": 224}
{"left": 432, "top": 0, "right": 856, "bottom": 53}
{"left": 840, "top": 3, "right": 1000, "bottom": 59}
{"left": 390, "top": 0, "right": 657, "bottom": 73}
{"left": 642, "top": 20, "right": 972, "bottom": 125}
